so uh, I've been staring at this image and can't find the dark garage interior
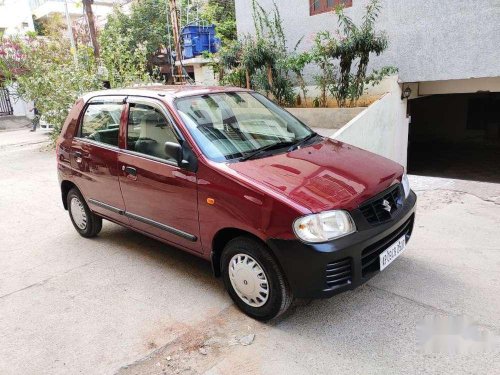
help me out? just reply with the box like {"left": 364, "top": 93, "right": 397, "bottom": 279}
{"left": 407, "top": 92, "right": 500, "bottom": 183}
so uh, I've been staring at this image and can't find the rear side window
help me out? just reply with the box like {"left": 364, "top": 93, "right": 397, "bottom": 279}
{"left": 126, "top": 103, "right": 180, "bottom": 161}
{"left": 80, "top": 103, "right": 123, "bottom": 147}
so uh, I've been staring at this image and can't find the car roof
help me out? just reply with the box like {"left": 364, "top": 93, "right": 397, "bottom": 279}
{"left": 81, "top": 85, "right": 252, "bottom": 102}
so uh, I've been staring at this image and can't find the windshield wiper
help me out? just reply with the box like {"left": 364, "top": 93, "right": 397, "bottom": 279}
{"left": 287, "top": 132, "right": 319, "bottom": 152}
{"left": 240, "top": 140, "right": 296, "bottom": 161}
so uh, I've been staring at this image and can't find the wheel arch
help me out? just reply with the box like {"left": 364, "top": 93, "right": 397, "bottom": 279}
{"left": 210, "top": 227, "right": 274, "bottom": 277}
{"left": 60, "top": 180, "right": 80, "bottom": 210}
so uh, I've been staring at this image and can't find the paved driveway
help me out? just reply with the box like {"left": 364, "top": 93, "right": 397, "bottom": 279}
{"left": 0, "top": 130, "right": 499, "bottom": 374}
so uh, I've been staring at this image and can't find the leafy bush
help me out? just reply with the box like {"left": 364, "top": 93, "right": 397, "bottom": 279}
{"left": 201, "top": 0, "right": 237, "bottom": 46}
{"left": 0, "top": 34, "right": 102, "bottom": 139}
{"left": 99, "top": 1, "right": 168, "bottom": 87}
{"left": 0, "top": 10, "right": 156, "bottom": 141}
{"left": 327, "top": 0, "right": 397, "bottom": 107}
{"left": 309, "top": 31, "right": 338, "bottom": 107}
{"left": 218, "top": 1, "right": 301, "bottom": 106}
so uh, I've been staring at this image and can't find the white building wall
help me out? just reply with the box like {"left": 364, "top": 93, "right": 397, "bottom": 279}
{"left": 1, "top": 0, "right": 35, "bottom": 119}
{"left": 0, "top": 0, "right": 35, "bottom": 36}
{"left": 7, "top": 84, "right": 33, "bottom": 118}
{"left": 234, "top": 0, "right": 500, "bottom": 83}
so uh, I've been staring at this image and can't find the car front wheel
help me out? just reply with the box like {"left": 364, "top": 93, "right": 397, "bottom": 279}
{"left": 221, "top": 236, "right": 293, "bottom": 321}
{"left": 67, "top": 188, "right": 102, "bottom": 238}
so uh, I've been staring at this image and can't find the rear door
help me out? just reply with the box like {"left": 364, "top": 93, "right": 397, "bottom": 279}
{"left": 117, "top": 97, "right": 201, "bottom": 253}
{"left": 70, "top": 96, "right": 127, "bottom": 222}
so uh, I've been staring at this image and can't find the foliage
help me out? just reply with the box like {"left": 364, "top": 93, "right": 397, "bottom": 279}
{"left": 283, "top": 41, "right": 312, "bottom": 105}
{"left": 0, "top": 34, "right": 101, "bottom": 139}
{"left": 217, "top": 0, "right": 394, "bottom": 108}
{"left": 218, "top": 0, "right": 301, "bottom": 106}
{"left": 297, "top": 0, "right": 397, "bottom": 107}
{"left": 100, "top": 0, "right": 168, "bottom": 60}
{"left": 32, "top": 13, "right": 66, "bottom": 37}
{"left": 0, "top": 11, "right": 154, "bottom": 141}
{"left": 0, "top": 37, "right": 27, "bottom": 78}
{"left": 200, "top": 0, "right": 237, "bottom": 46}
{"left": 100, "top": 33, "right": 153, "bottom": 88}
{"left": 309, "top": 31, "right": 338, "bottom": 107}
{"left": 99, "top": 5, "right": 157, "bottom": 87}
{"left": 329, "top": 0, "right": 396, "bottom": 107}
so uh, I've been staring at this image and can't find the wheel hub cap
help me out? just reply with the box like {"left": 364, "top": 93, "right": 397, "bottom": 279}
{"left": 229, "top": 254, "right": 269, "bottom": 307}
{"left": 70, "top": 197, "right": 87, "bottom": 230}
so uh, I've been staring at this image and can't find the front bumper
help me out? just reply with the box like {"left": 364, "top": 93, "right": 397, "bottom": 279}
{"left": 267, "top": 191, "right": 417, "bottom": 299}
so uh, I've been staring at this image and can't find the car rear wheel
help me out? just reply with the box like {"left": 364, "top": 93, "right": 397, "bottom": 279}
{"left": 221, "top": 236, "right": 293, "bottom": 321}
{"left": 67, "top": 188, "right": 102, "bottom": 238}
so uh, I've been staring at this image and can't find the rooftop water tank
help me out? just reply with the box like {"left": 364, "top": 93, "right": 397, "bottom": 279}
{"left": 181, "top": 24, "right": 220, "bottom": 59}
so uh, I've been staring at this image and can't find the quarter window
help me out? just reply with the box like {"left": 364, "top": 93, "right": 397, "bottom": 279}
{"left": 80, "top": 103, "right": 123, "bottom": 146}
{"left": 126, "top": 103, "right": 180, "bottom": 161}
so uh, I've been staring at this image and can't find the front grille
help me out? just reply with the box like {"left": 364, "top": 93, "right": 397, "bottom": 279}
{"left": 361, "top": 215, "right": 414, "bottom": 278}
{"left": 360, "top": 184, "right": 404, "bottom": 225}
{"left": 325, "top": 257, "right": 352, "bottom": 289}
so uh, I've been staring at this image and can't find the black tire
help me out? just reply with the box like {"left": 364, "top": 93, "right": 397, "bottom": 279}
{"left": 221, "top": 236, "right": 293, "bottom": 321}
{"left": 67, "top": 188, "right": 102, "bottom": 238}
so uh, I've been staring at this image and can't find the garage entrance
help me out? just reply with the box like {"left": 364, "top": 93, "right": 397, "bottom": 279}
{"left": 407, "top": 92, "right": 500, "bottom": 182}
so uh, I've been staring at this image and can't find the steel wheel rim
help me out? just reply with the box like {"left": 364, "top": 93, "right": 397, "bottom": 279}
{"left": 70, "top": 197, "right": 87, "bottom": 230}
{"left": 228, "top": 253, "right": 269, "bottom": 307}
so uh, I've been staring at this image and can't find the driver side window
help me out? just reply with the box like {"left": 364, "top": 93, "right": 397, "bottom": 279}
{"left": 126, "top": 103, "right": 180, "bottom": 161}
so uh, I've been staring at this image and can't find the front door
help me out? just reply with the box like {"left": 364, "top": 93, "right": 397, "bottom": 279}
{"left": 117, "top": 97, "right": 201, "bottom": 253}
{"left": 70, "top": 96, "right": 127, "bottom": 222}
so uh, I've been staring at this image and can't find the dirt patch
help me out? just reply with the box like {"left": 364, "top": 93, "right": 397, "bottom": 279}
{"left": 117, "top": 306, "right": 266, "bottom": 375}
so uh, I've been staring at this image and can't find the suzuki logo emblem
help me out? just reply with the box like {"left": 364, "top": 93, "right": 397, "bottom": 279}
{"left": 382, "top": 199, "right": 392, "bottom": 212}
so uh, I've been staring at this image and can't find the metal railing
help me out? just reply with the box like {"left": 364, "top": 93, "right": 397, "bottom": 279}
{"left": 0, "top": 88, "right": 14, "bottom": 116}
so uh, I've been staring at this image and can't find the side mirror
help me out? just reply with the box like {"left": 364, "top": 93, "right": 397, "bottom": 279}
{"left": 164, "top": 142, "right": 182, "bottom": 163}
{"left": 165, "top": 141, "right": 198, "bottom": 172}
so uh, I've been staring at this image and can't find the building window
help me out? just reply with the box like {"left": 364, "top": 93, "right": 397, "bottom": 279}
{"left": 309, "top": 0, "right": 352, "bottom": 16}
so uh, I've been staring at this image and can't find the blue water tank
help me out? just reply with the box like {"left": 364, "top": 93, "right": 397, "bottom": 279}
{"left": 181, "top": 24, "right": 220, "bottom": 59}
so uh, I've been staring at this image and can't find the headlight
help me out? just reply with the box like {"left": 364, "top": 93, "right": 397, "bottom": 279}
{"left": 293, "top": 210, "right": 356, "bottom": 243}
{"left": 402, "top": 173, "right": 410, "bottom": 198}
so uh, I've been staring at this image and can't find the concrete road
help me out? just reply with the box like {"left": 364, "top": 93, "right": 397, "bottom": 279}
{"left": 0, "top": 129, "right": 499, "bottom": 374}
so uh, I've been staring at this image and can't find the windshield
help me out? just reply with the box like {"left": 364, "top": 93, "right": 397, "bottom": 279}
{"left": 174, "top": 92, "right": 314, "bottom": 162}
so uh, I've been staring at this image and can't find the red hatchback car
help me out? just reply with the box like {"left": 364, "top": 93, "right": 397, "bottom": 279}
{"left": 57, "top": 86, "right": 416, "bottom": 320}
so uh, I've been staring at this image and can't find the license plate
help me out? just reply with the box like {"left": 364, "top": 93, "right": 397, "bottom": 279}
{"left": 379, "top": 235, "right": 406, "bottom": 271}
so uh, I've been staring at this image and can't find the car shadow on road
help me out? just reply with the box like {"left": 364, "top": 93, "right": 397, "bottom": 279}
{"left": 88, "top": 221, "right": 229, "bottom": 307}
{"left": 95, "top": 221, "right": 457, "bottom": 327}
{"left": 96, "top": 222, "right": 214, "bottom": 275}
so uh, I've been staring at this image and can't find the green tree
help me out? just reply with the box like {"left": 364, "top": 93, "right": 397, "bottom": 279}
{"left": 218, "top": 0, "right": 300, "bottom": 106}
{"left": 309, "top": 31, "right": 338, "bottom": 107}
{"left": 330, "top": 0, "right": 397, "bottom": 107}
{"left": 1, "top": 34, "right": 101, "bottom": 139}
{"left": 304, "top": 0, "right": 396, "bottom": 107}
{"left": 201, "top": 0, "right": 237, "bottom": 45}
{"left": 100, "top": 0, "right": 168, "bottom": 59}
{"left": 0, "top": 12, "right": 154, "bottom": 141}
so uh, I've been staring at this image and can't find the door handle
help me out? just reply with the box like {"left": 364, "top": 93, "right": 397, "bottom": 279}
{"left": 123, "top": 166, "right": 137, "bottom": 176}
{"left": 74, "top": 150, "right": 83, "bottom": 163}
{"left": 122, "top": 165, "right": 137, "bottom": 180}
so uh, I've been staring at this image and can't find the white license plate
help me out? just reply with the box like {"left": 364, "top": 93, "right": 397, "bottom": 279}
{"left": 379, "top": 235, "right": 406, "bottom": 271}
